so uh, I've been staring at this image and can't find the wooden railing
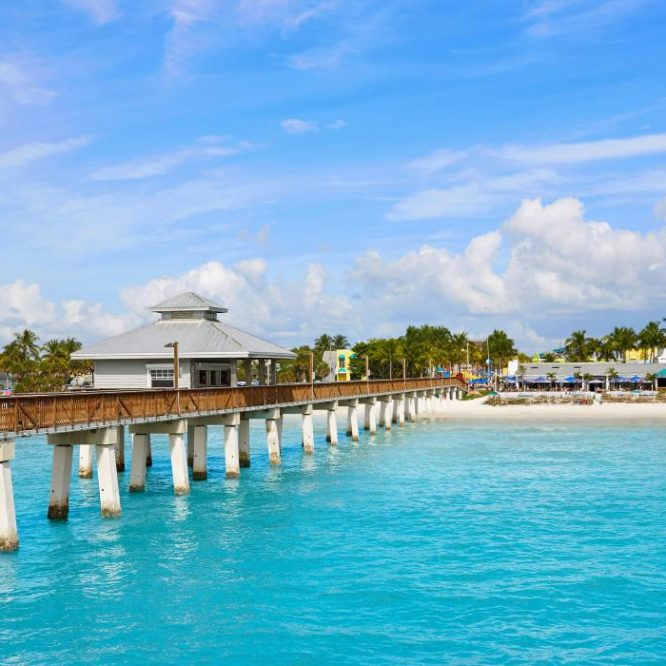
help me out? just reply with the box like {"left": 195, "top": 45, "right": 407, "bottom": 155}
{"left": 0, "top": 377, "right": 464, "bottom": 437}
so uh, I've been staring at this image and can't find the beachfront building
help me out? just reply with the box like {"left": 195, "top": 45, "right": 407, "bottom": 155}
{"left": 72, "top": 292, "right": 296, "bottom": 389}
{"left": 511, "top": 362, "right": 666, "bottom": 390}
{"left": 322, "top": 349, "right": 355, "bottom": 382}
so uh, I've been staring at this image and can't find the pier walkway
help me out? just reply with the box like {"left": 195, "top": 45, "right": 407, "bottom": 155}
{"left": 0, "top": 377, "right": 466, "bottom": 551}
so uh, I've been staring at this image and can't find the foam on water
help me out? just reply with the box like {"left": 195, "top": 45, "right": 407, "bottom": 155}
{"left": 1, "top": 418, "right": 665, "bottom": 664}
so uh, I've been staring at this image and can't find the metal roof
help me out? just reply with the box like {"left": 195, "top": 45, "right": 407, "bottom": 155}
{"left": 520, "top": 362, "right": 664, "bottom": 379}
{"left": 72, "top": 318, "right": 296, "bottom": 361}
{"left": 150, "top": 292, "right": 228, "bottom": 313}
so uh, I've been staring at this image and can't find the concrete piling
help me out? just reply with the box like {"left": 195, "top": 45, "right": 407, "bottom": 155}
{"left": 0, "top": 440, "right": 18, "bottom": 552}
{"left": 266, "top": 414, "right": 281, "bottom": 465}
{"left": 47, "top": 445, "right": 73, "bottom": 520}
{"left": 129, "top": 434, "right": 148, "bottom": 492}
{"left": 168, "top": 434, "right": 190, "bottom": 495}
{"left": 192, "top": 425, "right": 208, "bottom": 480}
{"left": 78, "top": 444, "right": 94, "bottom": 479}
{"left": 327, "top": 407, "right": 339, "bottom": 445}
{"left": 223, "top": 415, "right": 241, "bottom": 479}
{"left": 239, "top": 417, "right": 251, "bottom": 468}
{"left": 302, "top": 405, "right": 315, "bottom": 454}
{"left": 115, "top": 426, "right": 125, "bottom": 472}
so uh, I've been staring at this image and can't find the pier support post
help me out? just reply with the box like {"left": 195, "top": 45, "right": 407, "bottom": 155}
{"left": 48, "top": 445, "right": 73, "bottom": 520}
{"left": 346, "top": 400, "right": 359, "bottom": 441}
{"left": 129, "top": 434, "right": 148, "bottom": 492}
{"left": 96, "top": 438, "right": 121, "bottom": 516}
{"left": 266, "top": 412, "right": 281, "bottom": 465}
{"left": 239, "top": 417, "right": 250, "bottom": 468}
{"left": 169, "top": 433, "right": 190, "bottom": 495}
{"left": 377, "top": 400, "right": 386, "bottom": 428}
{"left": 187, "top": 424, "right": 195, "bottom": 467}
{"left": 192, "top": 425, "right": 208, "bottom": 480}
{"left": 223, "top": 414, "right": 240, "bottom": 479}
{"left": 146, "top": 436, "right": 152, "bottom": 467}
{"left": 385, "top": 399, "right": 393, "bottom": 430}
{"left": 457, "top": 388, "right": 463, "bottom": 400}
{"left": 302, "top": 405, "right": 315, "bottom": 454}
{"left": 115, "top": 426, "right": 125, "bottom": 472}
{"left": 397, "top": 395, "right": 406, "bottom": 426}
{"left": 364, "top": 400, "right": 377, "bottom": 435}
{"left": 78, "top": 444, "right": 94, "bottom": 479}
{"left": 0, "top": 440, "right": 18, "bottom": 552}
{"left": 327, "top": 406, "right": 339, "bottom": 445}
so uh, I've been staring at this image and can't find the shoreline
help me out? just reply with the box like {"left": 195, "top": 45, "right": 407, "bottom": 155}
{"left": 427, "top": 397, "right": 666, "bottom": 423}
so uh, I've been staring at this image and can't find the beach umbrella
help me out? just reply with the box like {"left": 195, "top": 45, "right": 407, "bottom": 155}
{"left": 562, "top": 376, "right": 576, "bottom": 383}
{"left": 629, "top": 375, "right": 642, "bottom": 383}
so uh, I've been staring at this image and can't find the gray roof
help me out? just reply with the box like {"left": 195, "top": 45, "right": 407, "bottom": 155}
{"left": 520, "top": 362, "right": 664, "bottom": 379}
{"left": 151, "top": 292, "right": 228, "bottom": 313}
{"left": 73, "top": 318, "right": 296, "bottom": 361}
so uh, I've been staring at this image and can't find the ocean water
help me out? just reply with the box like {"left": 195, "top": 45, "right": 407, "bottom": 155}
{"left": 1, "top": 417, "right": 665, "bottom": 665}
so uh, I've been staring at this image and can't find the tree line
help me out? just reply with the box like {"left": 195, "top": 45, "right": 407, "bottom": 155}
{"left": 277, "top": 327, "right": 518, "bottom": 382}
{"left": 561, "top": 322, "right": 666, "bottom": 363}
{"left": 0, "top": 329, "right": 90, "bottom": 393}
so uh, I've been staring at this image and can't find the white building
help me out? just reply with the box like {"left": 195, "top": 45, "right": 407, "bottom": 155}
{"left": 72, "top": 292, "right": 296, "bottom": 390}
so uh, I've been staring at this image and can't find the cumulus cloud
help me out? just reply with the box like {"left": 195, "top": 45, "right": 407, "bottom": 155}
{"left": 281, "top": 118, "right": 319, "bottom": 134}
{"left": 4, "top": 198, "right": 666, "bottom": 350}
{"left": 374, "top": 197, "right": 666, "bottom": 318}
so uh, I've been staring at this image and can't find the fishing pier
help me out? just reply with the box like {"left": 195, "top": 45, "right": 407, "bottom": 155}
{"left": 0, "top": 377, "right": 466, "bottom": 551}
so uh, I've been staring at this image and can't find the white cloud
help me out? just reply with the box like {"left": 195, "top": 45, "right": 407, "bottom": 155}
{"left": 0, "top": 136, "right": 90, "bottom": 168}
{"left": 409, "top": 149, "right": 467, "bottom": 174}
{"left": 281, "top": 118, "right": 319, "bottom": 134}
{"left": 4, "top": 198, "right": 665, "bottom": 350}
{"left": 0, "top": 59, "right": 56, "bottom": 108}
{"left": 365, "top": 197, "right": 666, "bottom": 319}
{"left": 496, "top": 133, "right": 666, "bottom": 164}
{"left": 89, "top": 141, "right": 249, "bottom": 181}
{"left": 63, "top": 0, "right": 120, "bottom": 24}
{"left": 387, "top": 170, "right": 557, "bottom": 221}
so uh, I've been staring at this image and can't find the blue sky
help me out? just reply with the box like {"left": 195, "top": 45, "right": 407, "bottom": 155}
{"left": 1, "top": 0, "right": 666, "bottom": 351}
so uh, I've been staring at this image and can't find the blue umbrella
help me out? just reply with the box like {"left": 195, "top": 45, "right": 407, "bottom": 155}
{"left": 563, "top": 376, "right": 576, "bottom": 383}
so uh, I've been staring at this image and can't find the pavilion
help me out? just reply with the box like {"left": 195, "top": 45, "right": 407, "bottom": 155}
{"left": 72, "top": 292, "right": 296, "bottom": 389}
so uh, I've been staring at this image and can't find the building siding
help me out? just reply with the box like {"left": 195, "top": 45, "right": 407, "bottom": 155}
{"left": 94, "top": 360, "right": 191, "bottom": 389}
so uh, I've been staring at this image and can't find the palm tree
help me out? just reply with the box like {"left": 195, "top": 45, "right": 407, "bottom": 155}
{"left": 487, "top": 329, "right": 516, "bottom": 375}
{"left": 451, "top": 332, "right": 468, "bottom": 372}
{"left": 638, "top": 321, "right": 665, "bottom": 363}
{"left": 607, "top": 326, "right": 637, "bottom": 363}
{"left": 332, "top": 334, "right": 349, "bottom": 349}
{"left": 607, "top": 368, "right": 618, "bottom": 391}
{"left": 573, "top": 370, "right": 583, "bottom": 390}
{"left": 646, "top": 372, "right": 658, "bottom": 391}
{"left": 582, "top": 372, "right": 594, "bottom": 392}
{"left": 546, "top": 371, "right": 557, "bottom": 391}
{"left": 565, "top": 330, "right": 590, "bottom": 362}
{"left": 377, "top": 338, "right": 403, "bottom": 380}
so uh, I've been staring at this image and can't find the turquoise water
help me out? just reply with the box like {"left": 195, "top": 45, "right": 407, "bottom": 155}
{"left": 1, "top": 418, "right": 665, "bottom": 664}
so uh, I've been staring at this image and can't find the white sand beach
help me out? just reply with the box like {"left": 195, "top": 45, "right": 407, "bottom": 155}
{"left": 429, "top": 397, "right": 666, "bottom": 423}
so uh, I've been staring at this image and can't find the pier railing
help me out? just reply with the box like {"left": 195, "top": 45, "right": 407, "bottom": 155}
{"left": 0, "top": 377, "right": 464, "bottom": 438}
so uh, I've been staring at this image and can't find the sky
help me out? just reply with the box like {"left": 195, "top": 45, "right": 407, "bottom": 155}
{"left": 1, "top": 0, "right": 666, "bottom": 352}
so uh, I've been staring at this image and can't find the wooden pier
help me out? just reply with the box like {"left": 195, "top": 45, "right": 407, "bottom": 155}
{"left": 0, "top": 377, "right": 466, "bottom": 551}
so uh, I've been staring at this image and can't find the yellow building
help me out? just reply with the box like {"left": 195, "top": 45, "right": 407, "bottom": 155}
{"left": 323, "top": 349, "right": 355, "bottom": 381}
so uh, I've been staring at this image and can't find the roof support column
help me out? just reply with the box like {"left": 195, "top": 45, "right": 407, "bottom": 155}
{"left": 258, "top": 359, "right": 267, "bottom": 386}
{"left": 270, "top": 359, "right": 277, "bottom": 385}
{"left": 243, "top": 359, "right": 253, "bottom": 386}
{"left": 0, "top": 440, "right": 18, "bottom": 552}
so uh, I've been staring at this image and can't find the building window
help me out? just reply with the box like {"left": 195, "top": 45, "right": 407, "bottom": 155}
{"left": 339, "top": 357, "right": 346, "bottom": 369}
{"left": 150, "top": 368, "right": 174, "bottom": 388}
{"left": 199, "top": 370, "right": 208, "bottom": 387}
